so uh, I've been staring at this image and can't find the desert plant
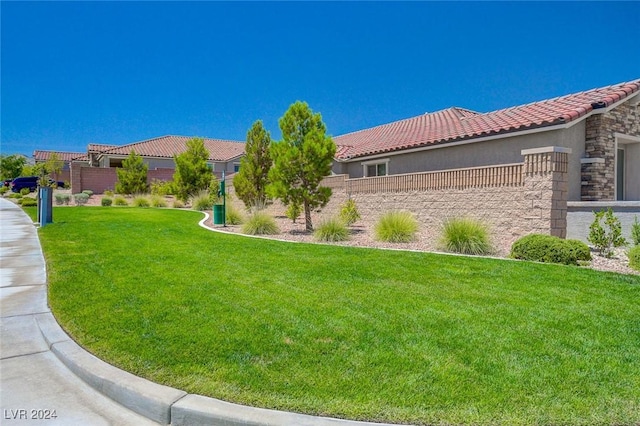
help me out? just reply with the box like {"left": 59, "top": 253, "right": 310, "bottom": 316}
{"left": 104, "top": 190, "right": 114, "bottom": 197}
{"left": 285, "top": 202, "right": 302, "bottom": 223}
{"left": 0, "top": 186, "right": 9, "bottom": 195}
{"left": 225, "top": 203, "right": 244, "bottom": 225}
{"left": 113, "top": 196, "right": 128, "bottom": 206}
{"left": 116, "top": 150, "right": 148, "bottom": 194}
{"left": 82, "top": 190, "right": 93, "bottom": 197}
{"left": 101, "top": 197, "right": 113, "bottom": 206}
{"left": 7, "top": 193, "right": 22, "bottom": 199}
{"left": 510, "top": 234, "right": 591, "bottom": 266}
{"left": 314, "top": 217, "right": 349, "bottom": 242}
{"left": 631, "top": 216, "right": 640, "bottom": 246}
{"left": 191, "top": 190, "right": 214, "bottom": 211}
{"left": 150, "top": 195, "right": 168, "bottom": 208}
{"left": 588, "top": 208, "right": 626, "bottom": 258}
{"left": 55, "top": 193, "right": 71, "bottom": 206}
{"left": 172, "top": 199, "right": 185, "bottom": 209}
{"left": 20, "top": 197, "right": 37, "bottom": 207}
{"left": 339, "top": 198, "right": 361, "bottom": 226}
{"left": 439, "top": 217, "right": 492, "bottom": 255}
{"left": 242, "top": 211, "right": 279, "bottom": 235}
{"left": 150, "top": 179, "right": 175, "bottom": 196}
{"left": 628, "top": 245, "right": 640, "bottom": 271}
{"left": 132, "top": 195, "right": 150, "bottom": 207}
{"left": 374, "top": 211, "right": 418, "bottom": 243}
{"left": 20, "top": 187, "right": 31, "bottom": 196}
{"left": 73, "top": 193, "right": 89, "bottom": 206}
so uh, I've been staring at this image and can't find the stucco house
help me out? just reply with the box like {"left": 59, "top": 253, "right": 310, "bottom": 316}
{"left": 332, "top": 79, "right": 640, "bottom": 202}
{"left": 33, "top": 150, "right": 85, "bottom": 184}
{"left": 69, "top": 135, "right": 245, "bottom": 193}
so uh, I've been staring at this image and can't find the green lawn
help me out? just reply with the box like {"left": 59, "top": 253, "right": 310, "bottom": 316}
{"left": 38, "top": 207, "right": 640, "bottom": 425}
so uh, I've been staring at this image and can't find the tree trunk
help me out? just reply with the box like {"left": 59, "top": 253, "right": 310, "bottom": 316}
{"left": 304, "top": 200, "right": 313, "bottom": 231}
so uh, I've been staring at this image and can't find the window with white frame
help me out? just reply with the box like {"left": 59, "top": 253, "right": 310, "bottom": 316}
{"left": 362, "top": 159, "right": 389, "bottom": 177}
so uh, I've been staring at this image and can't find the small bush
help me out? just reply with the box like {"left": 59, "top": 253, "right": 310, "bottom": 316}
{"left": 339, "top": 199, "right": 361, "bottom": 226}
{"left": 285, "top": 202, "right": 302, "bottom": 223}
{"left": 63, "top": 181, "right": 70, "bottom": 189}
{"left": 7, "top": 193, "right": 22, "bottom": 199}
{"left": 588, "top": 208, "right": 626, "bottom": 258}
{"left": 82, "top": 190, "right": 94, "bottom": 197}
{"left": 150, "top": 195, "right": 168, "bottom": 208}
{"left": 631, "top": 216, "right": 640, "bottom": 246}
{"left": 172, "top": 199, "right": 185, "bottom": 209}
{"left": 73, "top": 193, "right": 89, "bottom": 206}
{"left": 374, "top": 211, "right": 418, "bottom": 243}
{"left": 510, "top": 234, "right": 591, "bottom": 266}
{"left": 54, "top": 193, "right": 71, "bottom": 205}
{"left": 242, "top": 211, "right": 279, "bottom": 235}
{"left": 20, "top": 188, "right": 31, "bottom": 196}
{"left": 315, "top": 217, "right": 349, "bottom": 242}
{"left": 191, "top": 190, "right": 213, "bottom": 211}
{"left": 104, "top": 190, "right": 115, "bottom": 197}
{"left": 20, "top": 197, "right": 37, "bottom": 207}
{"left": 101, "top": 197, "right": 113, "bottom": 206}
{"left": 150, "top": 179, "right": 174, "bottom": 196}
{"left": 225, "top": 203, "right": 244, "bottom": 225}
{"left": 628, "top": 246, "right": 640, "bottom": 271}
{"left": 114, "top": 196, "right": 128, "bottom": 206}
{"left": 132, "top": 195, "right": 150, "bottom": 207}
{"left": 440, "top": 217, "right": 492, "bottom": 255}
{"left": 0, "top": 186, "right": 9, "bottom": 195}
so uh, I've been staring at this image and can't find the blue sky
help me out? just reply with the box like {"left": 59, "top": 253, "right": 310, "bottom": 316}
{"left": 1, "top": 1, "right": 639, "bottom": 156}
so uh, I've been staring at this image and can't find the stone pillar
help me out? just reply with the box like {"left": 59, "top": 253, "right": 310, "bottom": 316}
{"left": 521, "top": 147, "right": 571, "bottom": 238}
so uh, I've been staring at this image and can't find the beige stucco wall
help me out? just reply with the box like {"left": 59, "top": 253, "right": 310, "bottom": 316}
{"left": 336, "top": 123, "right": 587, "bottom": 201}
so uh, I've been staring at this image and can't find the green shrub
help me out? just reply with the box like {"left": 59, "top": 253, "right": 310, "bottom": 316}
{"left": 285, "top": 202, "right": 302, "bottom": 223}
{"left": 225, "top": 203, "right": 244, "bottom": 225}
{"left": 314, "top": 217, "right": 349, "bottom": 242}
{"left": 20, "top": 197, "right": 37, "bottom": 207}
{"left": 374, "top": 211, "right": 418, "bottom": 243}
{"left": 150, "top": 195, "right": 168, "bottom": 208}
{"left": 339, "top": 199, "right": 361, "bottom": 226}
{"left": 628, "top": 246, "right": 640, "bottom": 271}
{"left": 510, "top": 234, "right": 591, "bottom": 266}
{"left": 191, "top": 190, "right": 213, "bottom": 211}
{"left": 172, "top": 199, "right": 185, "bottom": 209}
{"left": 631, "top": 216, "right": 640, "bottom": 246}
{"left": 104, "top": 190, "right": 115, "bottom": 197}
{"left": 588, "top": 208, "right": 626, "bottom": 258}
{"left": 439, "top": 217, "right": 492, "bottom": 255}
{"left": 132, "top": 195, "right": 150, "bottom": 207}
{"left": 20, "top": 187, "right": 31, "bottom": 196}
{"left": 101, "top": 197, "right": 113, "bottom": 206}
{"left": 54, "top": 193, "right": 71, "bottom": 205}
{"left": 113, "top": 196, "right": 128, "bottom": 206}
{"left": 7, "top": 193, "right": 22, "bottom": 199}
{"left": 0, "top": 186, "right": 8, "bottom": 195}
{"left": 82, "top": 190, "right": 93, "bottom": 197}
{"left": 63, "top": 181, "right": 70, "bottom": 189}
{"left": 150, "top": 179, "right": 174, "bottom": 196}
{"left": 242, "top": 211, "right": 279, "bottom": 235}
{"left": 73, "top": 193, "right": 89, "bottom": 206}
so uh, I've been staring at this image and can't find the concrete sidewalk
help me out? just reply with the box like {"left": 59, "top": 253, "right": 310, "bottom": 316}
{"left": 0, "top": 199, "right": 159, "bottom": 425}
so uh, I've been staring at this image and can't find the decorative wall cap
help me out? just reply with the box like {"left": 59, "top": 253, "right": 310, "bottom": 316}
{"left": 521, "top": 146, "right": 572, "bottom": 155}
{"left": 580, "top": 157, "right": 605, "bottom": 164}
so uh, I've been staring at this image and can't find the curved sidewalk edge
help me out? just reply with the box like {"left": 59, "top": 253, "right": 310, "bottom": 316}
{"left": 28, "top": 209, "right": 407, "bottom": 426}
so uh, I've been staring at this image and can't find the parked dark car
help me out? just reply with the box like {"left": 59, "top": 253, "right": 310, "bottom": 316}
{"left": 10, "top": 176, "right": 65, "bottom": 193}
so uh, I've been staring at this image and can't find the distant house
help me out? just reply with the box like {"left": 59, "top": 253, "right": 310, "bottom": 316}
{"left": 67, "top": 135, "right": 245, "bottom": 193}
{"left": 332, "top": 79, "right": 640, "bottom": 202}
{"left": 33, "top": 150, "right": 85, "bottom": 183}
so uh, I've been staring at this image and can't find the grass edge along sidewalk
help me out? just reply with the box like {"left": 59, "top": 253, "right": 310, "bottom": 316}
{"left": 36, "top": 207, "right": 640, "bottom": 426}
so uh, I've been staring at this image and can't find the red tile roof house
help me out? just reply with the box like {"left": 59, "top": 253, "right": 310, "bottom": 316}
{"left": 326, "top": 79, "right": 639, "bottom": 248}
{"left": 69, "top": 136, "right": 245, "bottom": 194}
{"left": 33, "top": 150, "right": 86, "bottom": 185}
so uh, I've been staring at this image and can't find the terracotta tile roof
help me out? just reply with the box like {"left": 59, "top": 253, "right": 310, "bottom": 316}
{"left": 334, "top": 79, "right": 640, "bottom": 160}
{"left": 33, "top": 150, "right": 86, "bottom": 163}
{"left": 88, "top": 144, "right": 118, "bottom": 153}
{"left": 99, "top": 135, "right": 245, "bottom": 162}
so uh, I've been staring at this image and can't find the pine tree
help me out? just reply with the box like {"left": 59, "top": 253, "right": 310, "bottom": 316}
{"left": 173, "top": 138, "right": 215, "bottom": 202}
{"left": 234, "top": 120, "right": 272, "bottom": 210}
{"left": 115, "top": 151, "right": 148, "bottom": 194}
{"left": 268, "top": 101, "right": 336, "bottom": 231}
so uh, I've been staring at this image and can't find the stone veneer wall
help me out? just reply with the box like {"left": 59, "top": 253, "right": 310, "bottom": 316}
{"left": 323, "top": 147, "right": 570, "bottom": 244}
{"left": 582, "top": 99, "right": 640, "bottom": 200}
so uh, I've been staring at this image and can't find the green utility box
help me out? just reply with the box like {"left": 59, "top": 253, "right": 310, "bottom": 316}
{"left": 213, "top": 204, "right": 225, "bottom": 225}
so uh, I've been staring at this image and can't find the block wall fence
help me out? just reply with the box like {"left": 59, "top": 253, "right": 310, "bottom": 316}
{"left": 70, "top": 166, "right": 175, "bottom": 194}
{"left": 321, "top": 146, "right": 571, "bottom": 242}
